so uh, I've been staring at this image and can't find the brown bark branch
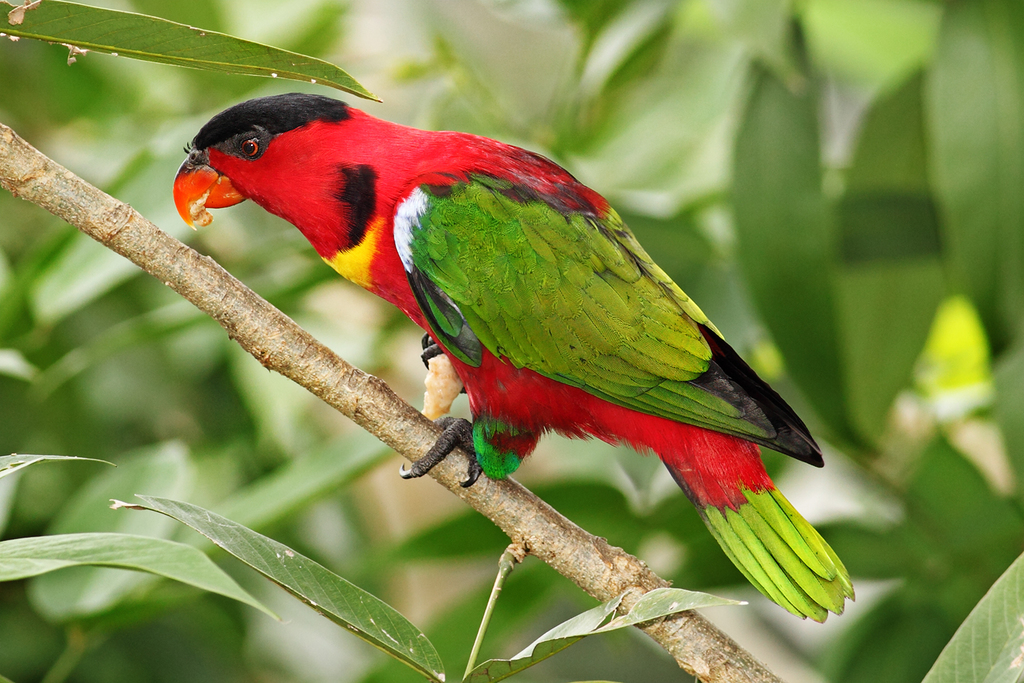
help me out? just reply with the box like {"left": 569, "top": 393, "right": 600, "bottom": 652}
{"left": 0, "top": 120, "right": 783, "bottom": 683}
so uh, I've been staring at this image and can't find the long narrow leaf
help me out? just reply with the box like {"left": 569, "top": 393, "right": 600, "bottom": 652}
{"left": 0, "top": 532, "right": 275, "bottom": 618}
{"left": 732, "top": 64, "right": 850, "bottom": 441}
{"left": 466, "top": 588, "right": 742, "bottom": 683}
{"left": 118, "top": 495, "right": 445, "bottom": 683}
{"left": 2, "top": 0, "right": 377, "bottom": 100}
{"left": 0, "top": 454, "right": 112, "bottom": 480}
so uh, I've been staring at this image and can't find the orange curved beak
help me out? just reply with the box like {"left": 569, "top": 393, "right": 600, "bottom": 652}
{"left": 173, "top": 155, "right": 246, "bottom": 228}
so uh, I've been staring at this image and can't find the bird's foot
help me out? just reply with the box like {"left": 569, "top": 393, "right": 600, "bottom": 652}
{"left": 420, "top": 333, "right": 466, "bottom": 396}
{"left": 421, "top": 333, "right": 445, "bottom": 369}
{"left": 400, "top": 416, "right": 483, "bottom": 488}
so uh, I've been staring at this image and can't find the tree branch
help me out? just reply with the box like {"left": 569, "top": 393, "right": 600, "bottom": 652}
{"left": 0, "top": 120, "right": 783, "bottom": 683}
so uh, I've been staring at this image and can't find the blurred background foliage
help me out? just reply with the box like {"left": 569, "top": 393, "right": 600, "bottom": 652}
{"left": 0, "top": 0, "right": 1022, "bottom": 681}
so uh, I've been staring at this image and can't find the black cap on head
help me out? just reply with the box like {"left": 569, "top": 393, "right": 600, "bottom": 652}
{"left": 192, "top": 93, "right": 350, "bottom": 151}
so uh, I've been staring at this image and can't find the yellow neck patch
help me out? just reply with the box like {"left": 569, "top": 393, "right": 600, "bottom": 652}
{"left": 324, "top": 217, "right": 383, "bottom": 290}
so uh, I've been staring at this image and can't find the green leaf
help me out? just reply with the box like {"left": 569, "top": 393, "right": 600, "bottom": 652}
{"left": 31, "top": 302, "right": 207, "bottom": 398}
{"left": 927, "top": 0, "right": 1024, "bottom": 351}
{"left": 0, "top": 454, "right": 113, "bottom": 480}
{"left": 916, "top": 296, "right": 994, "bottom": 414}
{"left": 29, "top": 233, "right": 142, "bottom": 325}
{"left": 593, "top": 587, "right": 742, "bottom": 631}
{"left": 227, "top": 342, "right": 313, "bottom": 453}
{"left": 906, "top": 437, "right": 1023, "bottom": 563}
{"left": 732, "top": 65, "right": 850, "bottom": 440}
{"left": 824, "top": 594, "right": 953, "bottom": 683}
{"left": 706, "top": 0, "right": 800, "bottom": 85}
{"left": 555, "top": 0, "right": 639, "bottom": 49}
{"left": 124, "top": 495, "right": 445, "bottom": 683}
{"left": 800, "top": 0, "right": 942, "bottom": 91}
{"left": 0, "top": 478, "right": 14, "bottom": 538}
{"left": 0, "top": 532, "right": 274, "bottom": 618}
{"left": 838, "top": 193, "right": 940, "bottom": 264}
{"left": 2, "top": 0, "right": 377, "bottom": 100}
{"left": 836, "top": 261, "right": 943, "bottom": 444}
{"left": 844, "top": 72, "right": 932, "bottom": 196}
{"left": 922, "top": 549, "right": 1024, "bottom": 683}
{"left": 575, "top": 33, "right": 747, "bottom": 215}
{"left": 995, "top": 343, "right": 1024, "bottom": 506}
{"left": 835, "top": 73, "right": 945, "bottom": 443}
{"left": 28, "top": 151, "right": 198, "bottom": 325}
{"left": 465, "top": 588, "right": 741, "bottom": 683}
{"left": 29, "top": 442, "right": 193, "bottom": 621}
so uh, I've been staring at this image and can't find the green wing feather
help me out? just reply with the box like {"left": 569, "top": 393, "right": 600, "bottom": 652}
{"left": 400, "top": 176, "right": 776, "bottom": 443}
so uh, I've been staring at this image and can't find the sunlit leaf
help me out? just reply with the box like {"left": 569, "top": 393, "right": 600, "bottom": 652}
{"left": 2, "top": 0, "right": 377, "bottom": 100}
{"left": 800, "top": 0, "right": 942, "bottom": 91}
{"left": 0, "top": 349, "right": 36, "bottom": 381}
{"left": 0, "top": 532, "right": 274, "bottom": 618}
{"left": 0, "top": 453, "right": 112, "bottom": 480}
{"left": 465, "top": 588, "right": 741, "bottom": 683}
{"left": 917, "top": 296, "right": 994, "bottom": 420}
{"left": 593, "top": 587, "right": 742, "bottom": 630}
{"left": 922, "top": 549, "right": 1024, "bottom": 683}
{"left": 123, "top": 495, "right": 445, "bottom": 683}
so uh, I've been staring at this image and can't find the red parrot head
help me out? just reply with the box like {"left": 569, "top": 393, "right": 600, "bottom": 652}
{"left": 173, "top": 94, "right": 359, "bottom": 252}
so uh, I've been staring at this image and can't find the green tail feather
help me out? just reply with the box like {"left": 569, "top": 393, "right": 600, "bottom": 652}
{"left": 702, "top": 487, "right": 854, "bottom": 622}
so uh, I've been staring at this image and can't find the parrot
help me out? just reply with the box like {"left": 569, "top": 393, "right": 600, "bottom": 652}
{"left": 173, "top": 92, "right": 853, "bottom": 621}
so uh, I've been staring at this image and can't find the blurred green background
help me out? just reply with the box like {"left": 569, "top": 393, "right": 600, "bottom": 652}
{"left": 1, "top": 0, "right": 1022, "bottom": 681}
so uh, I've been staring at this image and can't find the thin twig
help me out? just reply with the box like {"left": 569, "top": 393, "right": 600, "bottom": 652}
{"left": 0, "top": 120, "right": 783, "bottom": 683}
{"left": 465, "top": 546, "right": 521, "bottom": 679}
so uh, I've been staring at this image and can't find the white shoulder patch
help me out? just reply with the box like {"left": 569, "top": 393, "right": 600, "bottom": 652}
{"left": 394, "top": 187, "right": 430, "bottom": 272}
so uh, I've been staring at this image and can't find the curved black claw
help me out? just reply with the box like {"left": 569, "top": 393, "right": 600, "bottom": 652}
{"left": 421, "top": 333, "right": 445, "bottom": 369}
{"left": 460, "top": 458, "right": 483, "bottom": 488}
{"left": 400, "top": 417, "right": 482, "bottom": 486}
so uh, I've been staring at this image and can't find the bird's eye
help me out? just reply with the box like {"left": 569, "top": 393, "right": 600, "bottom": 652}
{"left": 241, "top": 138, "right": 260, "bottom": 157}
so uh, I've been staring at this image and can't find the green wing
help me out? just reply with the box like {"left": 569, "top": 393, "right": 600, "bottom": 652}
{"left": 394, "top": 175, "right": 778, "bottom": 444}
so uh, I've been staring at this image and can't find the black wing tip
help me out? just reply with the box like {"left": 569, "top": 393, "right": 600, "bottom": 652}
{"left": 771, "top": 426, "right": 824, "bottom": 467}
{"left": 698, "top": 327, "right": 824, "bottom": 466}
{"left": 407, "top": 268, "right": 483, "bottom": 368}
